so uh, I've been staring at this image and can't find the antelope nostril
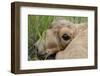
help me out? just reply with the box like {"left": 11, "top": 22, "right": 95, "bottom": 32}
{"left": 33, "top": 45, "right": 36, "bottom": 49}
{"left": 62, "top": 33, "right": 70, "bottom": 40}
{"left": 33, "top": 44, "right": 39, "bottom": 54}
{"left": 37, "top": 48, "right": 38, "bottom": 52}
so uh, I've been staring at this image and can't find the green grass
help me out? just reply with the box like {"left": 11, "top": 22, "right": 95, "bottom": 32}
{"left": 28, "top": 15, "right": 88, "bottom": 60}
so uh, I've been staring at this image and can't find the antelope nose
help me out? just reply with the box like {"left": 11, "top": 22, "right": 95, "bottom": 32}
{"left": 33, "top": 44, "right": 38, "bottom": 54}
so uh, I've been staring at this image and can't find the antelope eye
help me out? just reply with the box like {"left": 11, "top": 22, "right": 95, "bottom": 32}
{"left": 62, "top": 33, "right": 71, "bottom": 41}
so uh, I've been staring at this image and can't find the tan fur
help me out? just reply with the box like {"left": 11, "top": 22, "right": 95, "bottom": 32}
{"left": 35, "top": 26, "right": 74, "bottom": 56}
{"left": 58, "top": 27, "right": 74, "bottom": 49}
{"left": 35, "top": 29, "right": 61, "bottom": 56}
{"left": 56, "top": 29, "right": 88, "bottom": 59}
{"left": 34, "top": 18, "right": 88, "bottom": 59}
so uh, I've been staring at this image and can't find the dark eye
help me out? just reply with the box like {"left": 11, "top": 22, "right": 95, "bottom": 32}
{"left": 62, "top": 33, "right": 71, "bottom": 41}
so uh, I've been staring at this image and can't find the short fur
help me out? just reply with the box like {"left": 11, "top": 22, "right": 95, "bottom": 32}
{"left": 34, "top": 18, "right": 88, "bottom": 59}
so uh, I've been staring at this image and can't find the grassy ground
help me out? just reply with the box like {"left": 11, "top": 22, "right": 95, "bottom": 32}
{"left": 28, "top": 15, "right": 88, "bottom": 60}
